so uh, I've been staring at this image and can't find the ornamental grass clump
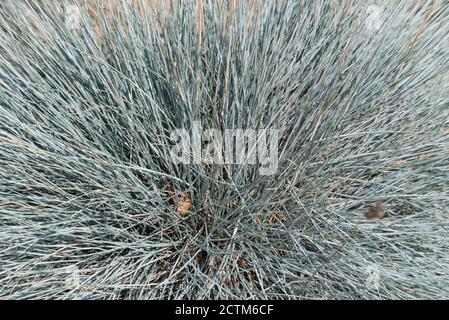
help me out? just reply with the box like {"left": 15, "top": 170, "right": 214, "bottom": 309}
{"left": 0, "top": 0, "right": 448, "bottom": 299}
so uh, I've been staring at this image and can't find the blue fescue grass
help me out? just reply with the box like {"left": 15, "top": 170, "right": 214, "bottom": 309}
{"left": 0, "top": 0, "right": 448, "bottom": 299}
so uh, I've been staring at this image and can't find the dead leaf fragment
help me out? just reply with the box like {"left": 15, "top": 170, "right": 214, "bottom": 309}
{"left": 166, "top": 186, "right": 192, "bottom": 215}
{"left": 365, "top": 203, "right": 386, "bottom": 220}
